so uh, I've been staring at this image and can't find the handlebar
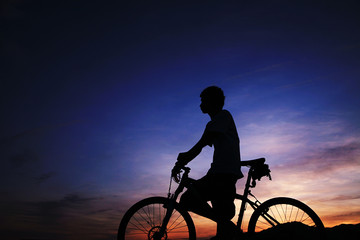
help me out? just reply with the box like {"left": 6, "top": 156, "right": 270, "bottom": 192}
{"left": 241, "top": 157, "right": 265, "bottom": 167}
{"left": 172, "top": 166, "right": 191, "bottom": 183}
{"left": 181, "top": 166, "right": 191, "bottom": 173}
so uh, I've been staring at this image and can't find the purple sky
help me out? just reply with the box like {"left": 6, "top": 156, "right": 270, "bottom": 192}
{"left": 1, "top": 1, "right": 360, "bottom": 239}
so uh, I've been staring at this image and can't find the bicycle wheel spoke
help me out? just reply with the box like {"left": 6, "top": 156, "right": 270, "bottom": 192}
{"left": 141, "top": 206, "right": 154, "bottom": 227}
{"left": 281, "top": 204, "right": 286, "bottom": 222}
{"left": 133, "top": 214, "right": 149, "bottom": 230}
{"left": 275, "top": 205, "right": 283, "bottom": 222}
{"left": 142, "top": 208, "right": 154, "bottom": 226}
{"left": 127, "top": 219, "right": 148, "bottom": 235}
{"left": 299, "top": 209, "right": 305, "bottom": 222}
{"left": 168, "top": 217, "right": 187, "bottom": 233}
{"left": 168, "top": 222, "right": 188, "bottom": 232}
{"left": 288, "top": 205, "right": 293, "bottom": 221}
{"left": 167, "top": 211, "right": 183, "bottom": 229}
{"left": 158, "top": 203, "right": 162, "bottom": 226}
{"left": 256, "top": 217, "right": 272, "bottom": 230}
{"left": 125, "top": 226, "right": 148, "bottom": 235}
{"left": 301, "top": 215, "right": 312, "bottom": 224}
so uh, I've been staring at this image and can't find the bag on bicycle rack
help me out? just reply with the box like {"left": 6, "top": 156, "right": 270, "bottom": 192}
{"left": 252, "top": 163, "right": 271, "bottom": 181}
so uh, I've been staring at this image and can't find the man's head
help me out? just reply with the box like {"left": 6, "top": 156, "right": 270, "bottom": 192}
{"left": 200, "top": 86, "right": 225, "bottom": 114}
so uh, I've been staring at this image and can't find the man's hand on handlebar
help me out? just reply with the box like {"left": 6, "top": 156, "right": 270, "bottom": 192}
{"left": 171, "top": 162, "right": 183, "bottom": 183}
{"left": 172, "top": 152, "right": 193, "bottom": 183}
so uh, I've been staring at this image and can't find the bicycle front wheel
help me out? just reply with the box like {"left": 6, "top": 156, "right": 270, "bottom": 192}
{"left": 117, "top": 196, "right": 196, "bottom": 240}
{"left": 248, "top": 197, "right": 324, "bottom": 235}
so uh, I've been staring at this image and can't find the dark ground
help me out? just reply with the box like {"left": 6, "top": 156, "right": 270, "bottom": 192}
{"left": 247, "top": 223, "right": 360, "bottom": 240}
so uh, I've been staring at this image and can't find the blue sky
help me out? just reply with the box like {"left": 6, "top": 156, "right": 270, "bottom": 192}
{"left": 1, "top": 0, "right": 360, "bottom": 239}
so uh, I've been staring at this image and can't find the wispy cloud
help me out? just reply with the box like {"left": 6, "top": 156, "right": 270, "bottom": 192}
{"left": 0, "top": 193, "right": 122, "bottom": 239}
{"left": 330, "top": 194, "right": 360, "bottom": 201}
{"left": 237, "top": 107, "right": 358, "bottom": 161}
{"left": 227, "top": 62, "right": 290, "bottom": 81}
{"left": 298, "top": 141, "right": 360, "bottom": 173}
{"left": 0, "top": 120, "right": 84, "bottom": 146}
{"left": 8, "top": 149, "right": 39, "bottom": 168}
{"left": 323, "top": 211, "right": 360, "bottom": 225}
{"left": 33, "top": 171, "right": 57, "bottom": 183}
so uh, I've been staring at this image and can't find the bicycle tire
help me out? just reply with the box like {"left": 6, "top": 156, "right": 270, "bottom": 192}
{"left": 248, "top": 197, "right": 324, "bottom": 235}
{"left": 117, "top": 196, "right": 196, "bottom": 240}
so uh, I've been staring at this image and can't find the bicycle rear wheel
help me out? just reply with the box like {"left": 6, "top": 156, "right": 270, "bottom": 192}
{"left": 248, "top": 197, "right": 324, "bottom": 238}
{"left": 117, "top": 196, "right": 196, "bottom": 240}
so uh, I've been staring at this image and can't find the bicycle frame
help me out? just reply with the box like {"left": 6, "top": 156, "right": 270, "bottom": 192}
{"left": 160, "top": 165, "right": 263, "bottom": 237}
{"left": 235, "top": 165, "right": 262, "bottom": 230}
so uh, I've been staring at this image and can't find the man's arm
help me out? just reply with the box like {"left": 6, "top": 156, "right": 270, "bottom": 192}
{"left": 176, "top": 130, "right": 215, "bottom": 166}
{"left": 172, "top": 131, "right": 213, "bottom": 181}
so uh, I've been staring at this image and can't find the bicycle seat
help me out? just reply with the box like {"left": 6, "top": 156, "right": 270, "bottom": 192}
{"left": 241, "top": 158, "right": 265, "bottom": 167}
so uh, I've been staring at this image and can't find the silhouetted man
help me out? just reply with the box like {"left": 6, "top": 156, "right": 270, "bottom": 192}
{"left": 172, "top": 86, "right": 243, "bottom": 240}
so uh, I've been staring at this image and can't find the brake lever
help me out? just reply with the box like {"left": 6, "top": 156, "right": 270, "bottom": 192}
{"left": 173, "top": 170, "right": 183, "bottom": 183}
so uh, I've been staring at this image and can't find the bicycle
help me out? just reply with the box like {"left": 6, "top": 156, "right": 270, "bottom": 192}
{"left": 117, "top": 158, "right": 324, "bottom": 240}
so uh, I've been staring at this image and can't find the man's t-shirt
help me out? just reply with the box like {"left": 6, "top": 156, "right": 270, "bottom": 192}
{"left": 205, "top": 110, "right": 243, "bottom": 178}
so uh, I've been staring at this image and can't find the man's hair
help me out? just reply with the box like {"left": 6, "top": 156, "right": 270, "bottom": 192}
{"left": 200, "top": 86, "right": 225, "bottom": 109}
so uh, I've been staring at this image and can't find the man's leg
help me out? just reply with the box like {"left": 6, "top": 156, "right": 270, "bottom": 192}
{"left": 179, "top": 175, "right": 216, "bottom": 221}
{"left": 211, "top": 175, "right": 238, "bottom": 239}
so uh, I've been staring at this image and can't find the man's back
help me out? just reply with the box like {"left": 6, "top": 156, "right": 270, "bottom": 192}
{"left": 206, "top": 109, "right": 242, "bottom": 178}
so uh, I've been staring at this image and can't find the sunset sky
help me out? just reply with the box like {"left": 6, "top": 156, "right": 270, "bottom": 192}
{"left": 1, "top": 1, "right": 360, "bottom": 239}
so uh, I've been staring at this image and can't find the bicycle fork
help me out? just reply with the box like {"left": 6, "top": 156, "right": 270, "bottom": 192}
{"left": 153, "top": 198, "right": 175, "bottom": 240}
{"left": 154, "top": 180, "right": 185, "bottom": 240}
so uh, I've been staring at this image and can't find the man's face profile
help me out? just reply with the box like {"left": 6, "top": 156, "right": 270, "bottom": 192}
{"left": 200, "top": 97, "right": 211, "bottom": 114}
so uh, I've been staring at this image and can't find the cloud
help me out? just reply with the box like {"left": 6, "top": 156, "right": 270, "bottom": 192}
{"left": 323, "top": 211, "right": 360, "bottom": 225}
{"left": 227, "top": 62, "right": 290, "bottom": 81}
{"left": 236, "top": 107, "right": 360, "bottom": 167}
{"left": 29, "top": 193, "right": 100, "bottom": 225}
{"left": 8, "top": 149, "right": 39, "bottom": 167}
{"left": 0, "top": 193, "right": 122, "bottom": 239}
{"left": 33, "top": 171, "right": 56, "bottom": 183}
{"left": 318, "top": 142, "right": 360, "bottom": 160}
{"left": 330, "top": 194, "right": 360, "bottom": 201}
{"left": 295, "top": 141, "right": 360, "bottom": 173}
{"left": 262, "top": 141, "right": 360, "bottom": 198}
{"left": 0, "top": 120, "right": 84, "bottom": 146}
{"left": 58, "top": 193, "right": 99, "bottom": 206}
